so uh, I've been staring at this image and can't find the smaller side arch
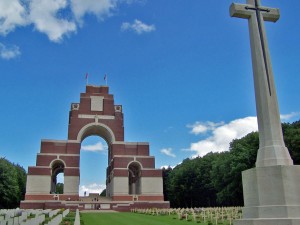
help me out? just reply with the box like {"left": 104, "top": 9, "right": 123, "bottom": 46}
{"left": 76, "top": 122, "right": 116, "bottom": 144}
{"left": 50, "top": 160, "right": 65, "bottom": 194}
{"left": 127, "top": 160, "right": 143, "bottom": 170}
{"left": 50, "top": 159, "right": 66, "bottom": 169}
{"left": 128, "top": 161, "right": 142, "bottom": 195}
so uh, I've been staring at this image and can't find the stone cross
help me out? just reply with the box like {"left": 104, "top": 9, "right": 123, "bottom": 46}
{"left": 230, "top": 0, "right": 293, "bottom": 167}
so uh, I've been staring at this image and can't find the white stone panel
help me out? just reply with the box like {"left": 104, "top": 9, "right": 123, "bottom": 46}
{"left": 78, "top": 114, "right": 115, "bottom": 120}
{"left": 90, "top": 96, "right": 104, "bottom": 111}
{"left": 84, "top": 204, "right": 92, "bottom": 209}
{"left": 111, "top": 177, "right": 128, "bottom": 195}
{"left": 141, "top": 177, "right": 163, "bottom": 194}
{"left": 26, "top": 175, "right": 51, "bottom": 194}
{"left": 64, "top": 176, "right": 79, "bottom": 194}
{"left": 100, "top": 204, "right": 110, "bottom": 209}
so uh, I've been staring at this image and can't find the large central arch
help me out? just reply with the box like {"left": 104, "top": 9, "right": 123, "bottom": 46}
{"left": 77, "top": 122, "right": 116, "bottom": 144}
{"left": 22, "top": 85, "right": 169, "bottom": 210}
{"left": 78, "top": 122, "right": 114, "bottom": 199}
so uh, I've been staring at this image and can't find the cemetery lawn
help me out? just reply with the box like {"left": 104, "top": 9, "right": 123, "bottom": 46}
{"left": 81, "top": 212, "right": 230, "bottom": 225}
{"left": 81, "top": 212, "right": 187, "bottom": 225}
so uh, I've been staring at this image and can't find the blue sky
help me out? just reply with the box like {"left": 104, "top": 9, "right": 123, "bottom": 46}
{"left": 0, "top": 0, "right": 299, "bottom": 195}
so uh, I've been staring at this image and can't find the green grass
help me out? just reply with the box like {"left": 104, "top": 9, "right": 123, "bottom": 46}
{"left": 80, "top": 212, "right": 229, "bottom": 225}
{"left": 60, "top": 211, "right": 76, "bottom": 225}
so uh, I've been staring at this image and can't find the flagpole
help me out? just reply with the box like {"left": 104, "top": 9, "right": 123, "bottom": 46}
{"left": 104, "top": 74, "right": 107, "bottom": 86}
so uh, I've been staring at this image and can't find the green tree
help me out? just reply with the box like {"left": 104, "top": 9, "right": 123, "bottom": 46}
{"left": 100, "top": 189, "right": 106, "bottom": 196}
{"left": 14, "top": 164, "right": 27, "bottom": 201}
{"left": 0, "top": 158, "right": 19, "bottom": 208}
{"left": 194, "top": 152, "right": 220, "bottom": 207}
{"left": 55, "top": 183, "right": 64, "bottom": 194}
{"left": 162, "top": 166, "right": 172, "bottom": 201}
{"left": 282, "top": 120, "right": 300, "bottom": 164}
{"left": 212, "top": 132, "right": 258, "bottom": 206}
{"left": 166, "top": 154, "right": 220, "bottom": 208}
{"left": 166, "top": 158, "right": 192, "bottom": 208}
{"left": 0, "top": 158, "right": 27, "bottom": 208}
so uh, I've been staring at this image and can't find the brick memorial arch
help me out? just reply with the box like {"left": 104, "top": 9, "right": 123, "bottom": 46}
{"left": 21, "top": 85, "right": 169, "bottom": 210}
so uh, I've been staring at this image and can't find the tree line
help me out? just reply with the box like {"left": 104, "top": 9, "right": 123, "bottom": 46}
{"left": 0, "top": 157, "right": 27, "bottom": 209}
{"left": 163, "top": 120, "right": 300, "bottom": 208}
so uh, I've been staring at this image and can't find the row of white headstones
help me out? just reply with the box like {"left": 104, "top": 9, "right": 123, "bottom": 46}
{"left": 0, "top": 208, "right": 72, "bottom": 225}
{"left": 133, "top": 207, "right": 242, "bottom": 223}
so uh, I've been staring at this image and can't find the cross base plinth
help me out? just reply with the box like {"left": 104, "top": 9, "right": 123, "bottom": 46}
{"left": 256, "top": 145, "right": 293, "bottom": 167}
{"left": 234, "top": 165, "right": 300, "bottom": 225}
{"left": 234, "top": 218, "right": 300, "bottom": 225}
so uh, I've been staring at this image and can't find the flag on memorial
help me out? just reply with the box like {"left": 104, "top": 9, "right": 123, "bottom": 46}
{"left": 104, "top": 74, "right": 107, "bottom": 85}
{"left": 85, "top": 73, "right": 88, "bottom": 85}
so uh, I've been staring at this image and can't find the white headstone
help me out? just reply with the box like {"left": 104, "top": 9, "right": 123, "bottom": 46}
{"left": 7, "top": 218, "right": 13, "bottom": 225}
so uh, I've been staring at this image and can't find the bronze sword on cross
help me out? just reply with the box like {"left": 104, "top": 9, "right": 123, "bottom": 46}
{"left": 230, "top": 0, "right": 279, "bottom": 96}
{"left": 245, "top": 0, "right": 272, "bottom": 95}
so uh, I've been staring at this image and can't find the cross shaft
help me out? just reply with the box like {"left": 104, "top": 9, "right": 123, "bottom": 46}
{"left": 230, "top": 0, "right": 292, "bottom": 167}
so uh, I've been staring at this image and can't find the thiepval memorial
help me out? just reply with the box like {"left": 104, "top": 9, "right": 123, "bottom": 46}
{"left": 231, "top": 0, "right": 300, "bottom": 224}
{"left": 21, "top": 85, "right": 169, "bottom": 211}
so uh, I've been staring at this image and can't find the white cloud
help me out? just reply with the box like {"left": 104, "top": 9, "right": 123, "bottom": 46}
{"left": 280, "top": 112, "right": 299, "bottom": 121}
{"left": 160, "top": 165, "right": 176, "bottom": 169}
{"left": 187, "top": 121, "right": 224, "bottom": 135}
{"left": 121, "top": 19, "right": 155, "bottom": 34}
{"left": 29, "top": 0, "right": 77, "bottom": 42}
{"left": 0, "top": 43, "right": 21, "bottom": 59}
{"left": 0, "top": 0, "right": 28, "bottom": 35}
{"left": 79, "top": 183, "right": 105, "bottom": 196}
{"left": 187, "top": 116, "right": 258, "bottom": 157}
{"left": 160, "top": 148, "right": 176, "bottom": 158}
{"left": 71, "top": 0, "right": 116, "bottom": 24}
{"left": 161, "top": 161, "right": 182, "bottom": 169}
{"left": 81, "top": 141, "right": 107, "bottom": 152}
{"left": 121, "top": 0, "right": 146, "bottom": 4}
{"left": 0, "top": 0, "right": 139, "bottom": 43}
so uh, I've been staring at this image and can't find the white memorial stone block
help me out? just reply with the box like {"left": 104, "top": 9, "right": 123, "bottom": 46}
{"left": 13, "top": 217, "right": 19, "bottom": 225}
{"left": 5, "top": 214, "right": 11, "bottom": 220}
{"left": 48, "top": 209, "right": 59, "bottom": 218}
{"left": 38, "top": 214, "right": 45, "bottom": 224}
{"left": 49, "top": 214, "right": 62, "bottom": 225}
{"left": 74, "top": 209, "right": 80, "bottom": 225}
{"left": 7, "top": 218, "right": 13, "bottom": 225}
{"left": 62, "top": 209, "right": 69, "bottom": 217}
